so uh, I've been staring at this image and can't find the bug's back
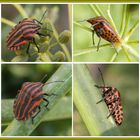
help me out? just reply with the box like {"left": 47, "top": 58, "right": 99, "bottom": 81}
{"left": 13, "top": 82, "right": 44, "bottom": 121}
{"left": 7, "top": 18, "right": 41, "bottom": 51}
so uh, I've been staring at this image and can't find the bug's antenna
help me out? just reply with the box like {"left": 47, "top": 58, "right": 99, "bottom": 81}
{"left": 77, "top": 19, "right": 87, "bottom": 22}
{"left": 39, "top": 9, "right": 48, "bottom": 23}
{"left": 40, "top": 74, "right": 48, "bottom": 83}
{"left": 40, "top": 74, "right": 64, "bottom": 84}
{"left": 44, "top": 80, "right": 64, "bottom": 85}
{"left": 98, "top": 67, "right": 105, "bottom": 86}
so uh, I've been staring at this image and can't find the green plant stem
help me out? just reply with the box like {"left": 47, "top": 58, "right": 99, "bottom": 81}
{"left": 50, "top": 21, "right": 71, "bottom": 62}
{"left": 108, "top": 4, "right": 110, "bottom": 11}
{"left": 110, "top": 53, "right": 118, "bottom": 62}
{"left": 120, "top": 5, "right": 127, "bottom": 37}
{"left": 89, "top": 4, "right": 105, "bottom": 17}
{"left": 124, "top": 20, "right": 139, "bottom": 41}
{"left": 121, "top": 44, "right": 131, "bottom": 62}
{"left": 123, "top": 44, "right": 139, "bottom": 61}
{"left": 12, "top": 4, "right": 28, "bottom": 18}
{"left": 74, "top": 44, "right": 110, "bottom": 57}
{"left": 48, "top": 42, "right": 58, "bottom": 50}
{"left": 1, "top": 18, "right": 16, "bottom": 27}
{"left": 2, "top": 96, "right": 72, "bottom": 126}
{"left": 74, "top": 64, "right": 121, "bottom": 136}
{"left": 2, "top": 64, "right": 72, "bottom": 136}
{"left": 122, "top": 5, "right": 130, "bottom": 38}
{"left": 127, "top": 40, "right": 139, "bottom": 45}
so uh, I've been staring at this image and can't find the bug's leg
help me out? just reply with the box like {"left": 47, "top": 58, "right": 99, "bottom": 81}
{"left": 97, "top": 36, "right": 101, "bottom": 51}
{"left": 43, "top": 98, "right": 50, "bottom": 110}
{"left": 43, "top": 93, "right": 57, "bottom": 109}
{"left": 95, "top": 85, "right": 112, "bottom": 90}
{"left": 17, "top": 90, "right": 20, "bottom": 94}
{"left": 33, "top": 19, "right": 42, "bottom": 25}
{"left": 33, "top": 38, "right": 40, "bottom": 53}
{"left": 96, "top": 98, "right": 104, "bottom": 104}
{"left": 31, "top": 106, "right": 41, "bottom": 124}
{"left": 26, "top": 42, "right": 31, "bottom": 54}
{"left": 107, "top": 101, "right": 119, "bottom": 119}
{"left": 95, "top": 85, "right": 104, "bottom": 104}
{"left": 31, "top": 118, "right": 34, "bottom": 124}
{"left": 92, "top": 30, "right": 95, "bottom": 46}
{"left": 111, "top": 43, "right": 118, "bottom": 54}
{"left": 37, "top": 32, "right": 51, "bottom": 38}
{"left": 95, "top": 85, "right": 112, "bottom": 104}
{"left": 107, "top": 112, "right": 113, "bottom": 119}
{"left": 107, "top": 106, "right": 117, "bottom": 119}
{"left": 94, "top": 85, "right": 105, "bottom": 89}
{"left": 44, "top": 93, "right": 57, "bottom": 96}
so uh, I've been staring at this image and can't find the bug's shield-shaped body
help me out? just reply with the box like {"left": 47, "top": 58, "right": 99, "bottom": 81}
{"left": 95, "top": 85, "right": 123, "bottom": 125}
{"left": 87, "top": 16, "right": 120, "bottom": 44}
{"left": 13, "top": 82, "right": 44, "bottom": 121}
{"left": 7, "top": 18, "right": 41, "bottom": 51}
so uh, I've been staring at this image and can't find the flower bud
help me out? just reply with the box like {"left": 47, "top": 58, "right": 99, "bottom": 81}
{"left": 58, "top": 30, "right": 71, "bottom": 44}
{"left": 53, "top": 51, "right": 66, "bottom": 61}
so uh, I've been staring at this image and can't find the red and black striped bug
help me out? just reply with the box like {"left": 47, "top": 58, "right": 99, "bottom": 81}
{"left": 87, "top": 16, "right": 120, "bottom": 53}
{"left": 95, "top": 67, "right": 123, "bottom": 125}
{"left": 13, "top": 75, "right": 63, "bottom": 124}
{"left": 7, "top": 9, "right": 51, "bottom": 54}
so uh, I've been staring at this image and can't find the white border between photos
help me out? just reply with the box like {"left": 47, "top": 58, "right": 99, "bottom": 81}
{"left": 0, "top": 2, "right": 140, "bottom": 138}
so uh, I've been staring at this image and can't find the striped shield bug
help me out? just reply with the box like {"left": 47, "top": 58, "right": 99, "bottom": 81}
{"left": 7, "top": 9, "right": 51, "bottom": 54}
{"left": 95, "top": 67, "right": 123, "bottom": 125}
{"left": 87, "top": 16, "right": 120, "bottom": 53}
{"left": 13, "top": 75, "right": 63, "bottom": 124}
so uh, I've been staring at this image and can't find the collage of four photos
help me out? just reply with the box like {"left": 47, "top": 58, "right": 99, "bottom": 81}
{"left": 1, "top": 3, "right": 139, "bottom": 136}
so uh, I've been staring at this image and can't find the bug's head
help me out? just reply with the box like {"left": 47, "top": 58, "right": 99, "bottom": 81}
{"left": 101, "top": 87, "right": 111, "bottom": 93}
{"left": 87, "top": 16, "right": 105, "bottom": 25}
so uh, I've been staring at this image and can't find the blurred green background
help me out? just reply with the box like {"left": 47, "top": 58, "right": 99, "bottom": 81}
{"left": 2, "top": 64, "right": 72, "bottom": 136}
{"left": 73, "top": 4, "right": 139, "bottom": 62}
{"left": 2, "top": 4, "right": 71, "bottom": 62}
{"left": 74, "top": 64, "right": 139, "bottom": 136}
